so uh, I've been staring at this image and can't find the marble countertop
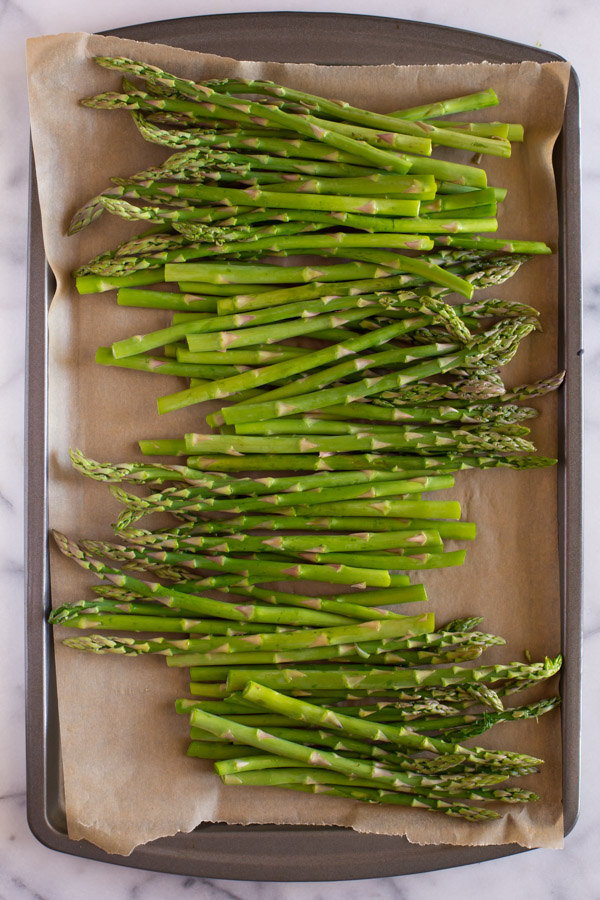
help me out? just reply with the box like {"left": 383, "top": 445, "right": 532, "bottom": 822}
{"left": 2, "top": 1, "right": 596, "bottom": 896}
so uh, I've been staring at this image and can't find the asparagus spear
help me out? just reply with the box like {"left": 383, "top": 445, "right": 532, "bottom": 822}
{"left": 183, "top": 430, "right": 534, "bottom": 456}
{"left": 174, "top": 640, "right": 490, "bottom": 668}
{"left": 389, "top": 89, "right": 499, "bottom": 120}
{"left": 50, "top": 599, "right": 294, "bottom": 633}
{"left": 181, "top": 453, "right": 555, "bottom": 474}
{"left": 128, "top": 528, "right": 443, "bottom": 554}
{"left": 228, "top": 658, "right": 560, "bottom": 693}
{"left": 69, "top": 614, "right": 433, "bottom": 658}
{"left": 283, "top": 784, "right": 503, "bottom": 821}
{"left": 108, "top": 473, "right": 453, "bottom": 517}
{"left": 164, "top": 255, "right": 474, "bottom": 298}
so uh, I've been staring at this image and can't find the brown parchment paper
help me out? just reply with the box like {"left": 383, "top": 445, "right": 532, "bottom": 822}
{"left": 26, "top": 31, "right": 570, "bottom": 856}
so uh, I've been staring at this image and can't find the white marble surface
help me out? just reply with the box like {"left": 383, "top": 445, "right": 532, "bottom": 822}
{"left": 2, "top": 0, "right": 596, "bottom": 896}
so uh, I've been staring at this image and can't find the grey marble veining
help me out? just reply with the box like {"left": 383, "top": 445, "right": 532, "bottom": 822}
{"left": 2, "top": 1, "right": 597, "bottom": 897}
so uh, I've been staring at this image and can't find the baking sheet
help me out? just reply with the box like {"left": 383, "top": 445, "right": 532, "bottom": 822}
{"left": 25, "top": 13, "right": 582, "bottom": 880}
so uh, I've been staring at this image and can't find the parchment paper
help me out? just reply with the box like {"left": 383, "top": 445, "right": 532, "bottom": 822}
{"left": 26, "top": 31, "right": 570, "bottom": 856}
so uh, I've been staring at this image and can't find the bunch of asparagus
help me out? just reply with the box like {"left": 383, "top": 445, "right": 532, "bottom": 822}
{"left": 51, "top": 60, "right": 564, "bottom": 824}
{"left": 64, "top": 447, "right": 475, "bottom": 584}
{"left": 51, "top": 525, "right": 561, "bottom": 823}
{"left": 51, "top": 525, "right": 561, "bottom": 824}
{"left": 51, "top": 447, "right": 561, "bottom": 822}
{"left": 69, "top": 57, "right": 562, "bottom": 444}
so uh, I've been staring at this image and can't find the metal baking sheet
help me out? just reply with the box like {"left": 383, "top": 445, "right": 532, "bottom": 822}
{"left": 25, "top": 12, "right": 582, "bottom": 881}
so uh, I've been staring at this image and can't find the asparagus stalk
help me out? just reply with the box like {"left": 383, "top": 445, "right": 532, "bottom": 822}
{"left": 286, "top": 550, "right": 465, "bottom": 572}
{"left": 177, "top": 346, "right": 308, "bottom": 365}
{"left": 174, "top": 640, "right": 488, "bottom": 669}
{"left": 109, "top": 474, "right": 453, "bottom": 519}
{"left": 80, "top": 614, "right": 434, "bottom": 658}
{"left": 130, "top": 528, "right": 443, "bottom": 554}
{"left": 49, "top": 597, "right": 207, "bottom": 622}
{"left": 165, "top": 254, "right": 474, "bottom": 298}
{"left": 219, "top": 584, "right": 423, "bottom": 621}
{"left": 284, "top": 784, "right": 503, "bottom": 821}
{"left": 55, "top": 613, "right": 316, "bottom": 635}
{"left": 433, "top": 235, "right": 551, "bottom": 254}
{"left": 228, "top": 658, "right": 559, "bottom": 693}
{"left": 94, "top": 347, "right": 248, "bottom": 379}
{"left": 50, "top": 600, "right": 294, "bottom": 633}
{"left": 418, "top": 696, "right": 561, "bottom": 741}
{"left": 183, "top": 627, "right": 503, "bottom": 676}
{"left": 215, "top": 764, "right": 537, "bottom": 805}
{"left": 389, "top": 89, "right": 499, "bottom": 120}
{"left": 216, "top": 584, "right": 422, "bottom": 607}
{"left": 233, "top": 404, "right": 536, "bottom": 431}
{"left": 184, "top": 429, "right": 534, "bottom": 456}
{"left": 70, "top": 448, "right": 217, "bottom": 485}
{"left": 117, "top": 288, "right": 219, "bottom": 312}
{"left": 214, "top": 761, "right": 522, "bottom": 799}
{"left": 168, "top": 514, "right": 473, "bottom": 538}
{"left": 181, "top": 453, "right": 555, "bottom": 474}
{"left": 109, "top": 175, "right": 426, "bottom": 216}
